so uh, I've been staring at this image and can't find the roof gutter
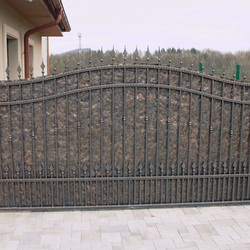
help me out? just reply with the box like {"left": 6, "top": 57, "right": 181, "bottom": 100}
{"left": 24, "top": 8, "right": 62, "bottom": 79}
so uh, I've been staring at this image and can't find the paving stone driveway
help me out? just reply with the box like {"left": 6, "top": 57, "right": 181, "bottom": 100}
{"left": 0, "top": 205, "right": 250, "bottom": 249}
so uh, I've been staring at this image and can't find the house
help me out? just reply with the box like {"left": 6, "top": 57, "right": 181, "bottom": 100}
{"left": 0, "top": 0, "right": 71, "bottom": 80}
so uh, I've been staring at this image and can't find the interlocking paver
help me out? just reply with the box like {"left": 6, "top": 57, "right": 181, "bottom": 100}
{"left": 101, "top": 232, "right": 122, "bottom": 242}
{"left": 72, "top": 221, "right": 90, "bottom": 230}
{"left": 101, "top": 224, "right": 129, "bottom": 233}
{"left": 159, "top": 229, "right": 182, "bottom": 240}
{"left": 181, "top": 207, "right": 202, "bottom": 215}
{"left": 153, "top": 238, "right": 175, "bottom": 248}
{"left": 156, "top": 222, "right": 188, "bottom": 233}
{"left": 228, "top": 243, "right": 250, "bottom": 250}
{"left": 132, "top": 209, "right": 151, "bottom": 219}
{"left": 81, "top": 229, "right": 101, "bottom": 243}
{"left": 139, "top": 227, "right": 161, "bottom": 240}
{"left": 19, "top": 231, "right": 42, "bottom": 245}
{"left": 128, "top": 219, "right": 147, "bottom": 229}
{"left": 122, "top": 235, "right": 143, "bottom": 246}
{"left": 194, "top": 224, "right": 219, "bottom": 236}
{"left": 91, "top": 241, "right": 112, "bottom": 250}
{"left": 212, "top": 235, "right": 235, "bottom": 245}
{"left": 144, "top": 216, "right": 163, "bottom": 224}
{"left": 0, "top": 205, "right": 249, "bottom": 249}
{"left": 0, "top": 240, "right": 19, "bottom": 250}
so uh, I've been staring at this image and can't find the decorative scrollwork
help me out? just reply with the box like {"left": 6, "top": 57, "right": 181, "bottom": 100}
{"left": 127, "top": 163, "right": 133, "bottom": 174}
{"left": 83, "top": 164, "right": 88, "bottom": 174}
{"left": 149, "top": 162, "right": 154, "bottom": 173}
{"left": 94, "top": 163, "right": 99, "bottom": 175}
{"left": 117, "top": 163, "right": 122, "bottom": 174}
{"left": 38, "top": 165, "right": 43, "bottom": 175}
{"left": 159, "top": 162, "right": 164, "bottom": 173}
{"left": 138, "top": 161, "right": 143, "bottom": 173}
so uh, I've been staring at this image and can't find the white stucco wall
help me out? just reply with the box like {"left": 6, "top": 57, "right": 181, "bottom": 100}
{"left": 0, "top": 0, "right": 45, "bottom": 80}
{"left": 42, "top": 36, "right": 48, "bottom": 75}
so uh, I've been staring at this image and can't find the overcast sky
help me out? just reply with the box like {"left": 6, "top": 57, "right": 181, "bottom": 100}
{"left": 49, "top": 0, "right": 250, "bottom": 55}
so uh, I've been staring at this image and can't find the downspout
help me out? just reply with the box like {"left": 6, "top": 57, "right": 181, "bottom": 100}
{"left": 47, "top": 37, "right": 49, "bottom": 75}
{"left": 24, "top": 8, "right": 62, "bottom": 79}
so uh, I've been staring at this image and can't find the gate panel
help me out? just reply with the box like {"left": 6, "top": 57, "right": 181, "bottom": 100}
{"left": 0, "top": 64, "right": 250, "bottom": 209}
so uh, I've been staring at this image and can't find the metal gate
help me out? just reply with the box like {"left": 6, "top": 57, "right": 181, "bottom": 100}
{"left": 0, "top": 64, "right": 249, "bottom": 209}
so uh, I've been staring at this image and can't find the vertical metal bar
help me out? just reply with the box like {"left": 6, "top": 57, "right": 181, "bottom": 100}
{"left": 166, "top": 85, "right": 171, "bottom": 203}
{"left": 29, "top": 171, "right": 31, "bottom": 207}
{"left": 212, "top": 163, "right": 216, "bottom": 202}
{"left": 192, "top": 163, "right": 196, "bottom": 202}
{"left": 222, "top": 162, "right": 226, "bottom": 201}
{"left": 123, "top": 66, "right": 126, "bottom": 204}
{"left": 128, "top": 169, "right": 131, "bottom": 205}
{"left": 155, "top": 80, "right": 159, "bottom": 203}
{"left": 39, "top": 172, "right": 43, "bottom": 207}
{"left": 176, "top": 72, "right": 182, "bottom": 203}
{"left": 198, "top": 76, "right": 203, "bottom": 202}
{"left": 0, "top": 99, "right": 2, "bottom": 206}
{"left": 171, "top": 165, "right": 174, "bottom": 203}
{"left": 112, "top": 67, "right": 115, "bottom": 204}
{"left": 31, "top": 82, "right": 37, "bottom": 207}
{"left": 77, "top": 72, "right": 81, "bottom": 205}
{"left": 73, "top": 172, "right": 76, "bottom": 206}
{"left": 232, "top": 162, "right": 237, "bottom": 201}
{"left": 181, "top": 163, "right": 185, "bottom": 203}
{"left": 51, "top": 171, "right": 54, "bottom": 207}
{"left": 62, "top": 172, "right": 65, "bottom": 207}
{"left": 227, "top": 83, "right": 235, "bottom": 200}
{"left": 5, "top": 171, "right": 9, "bottom": 207}
{"left": 139, "top": 167, "right": 142, "bottom": 205}
{"left": 100, "top": 69, "right": 104, "bottom": 205}
{"left": 8, "top": 85, "right": 14, "bottom": 207}
{"left": 160, "top": 165, "right": 163, "bottom": 204}
{"left": 242, "top": 164, "right": 246, "bottom": 200}
{"left": 202, "top": 163, "right": 206, "bottom": 202}
{"left": 117, "top": 169, "right": 120, "bottom": 205}
{"left": 150, "top": 169, "right": 153, "bottom": 204}
{"left": 17, "top": 169, "right": 20, "bottom": 207}
{"left": 54, "top": 77, "right": 59, "bottom": 206}
{"left": 83, "top": 171, "right": 87, "bottom": 206}
{"left": 218, "top": 81, "right": 224, "bottom": 201}
{"left": 134, "top": 68, "right": 138, "bottom": 204}
{"left": 43, "top": 78, "right": 47, "bottom": 206}
{"left": 89, "top": 69, "right": 92, "bottom": 180}
{"left": 89, "top": 89, "right": 92, "bottom": 205}
{"left": 187, "top": 73, "right": 193, "bottom": 202}
{"left": 88, "top": 70, "right": 92, "bottom": 207}
{"left": 240, "top": 86, "right": 245, "bottom": 201}
{"left": 145, "top": 67, "right": 149, "bottom": 203}
{"left": 20, "top": 84, "right": 26, "bottom": 206}
{"left": 238, "top": 86, "right": 245, "bottom": 200}
{"left": 207, "top": 79, "right": 214, "bottom": 201}
{"left": 66, "top": 75, "right": 70, "bottom": 205}
{"left": 0, "top": 116, "right": 3, "bottom": 206}
{"left": 107, "top": 172, "right": 109, "bottom": 206}
{"left": 247, "top": 163, "right": 250, "bottom": 199}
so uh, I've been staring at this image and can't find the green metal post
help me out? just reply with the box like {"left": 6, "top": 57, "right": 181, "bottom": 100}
{"left": 199, "top": 62, "right": 202, "bottom": 72}
{"left": 236, "top": 64, "right": 241, "bottom": 80}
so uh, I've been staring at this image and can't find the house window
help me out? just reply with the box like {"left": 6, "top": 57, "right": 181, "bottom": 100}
{"left": 7, "top": 35, "right": 18, "bottom": 79}
{"left": 29, "top": 38, "right": 34, "bottom": 72}
{"left": 3, "top": 24, "right": 21, "bottom": 80}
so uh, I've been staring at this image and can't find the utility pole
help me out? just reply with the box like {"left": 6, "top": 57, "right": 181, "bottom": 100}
{"left": 78, "top": 33, "right": 82, "bottom": 53}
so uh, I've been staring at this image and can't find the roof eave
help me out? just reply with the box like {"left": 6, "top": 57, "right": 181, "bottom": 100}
{"left": 41, "top": 0, "right": 71, "bottom": 33}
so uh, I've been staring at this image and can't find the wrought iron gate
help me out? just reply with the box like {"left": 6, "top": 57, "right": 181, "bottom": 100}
{"left": 0, "top": 64, "right": 249, "bottom": 209}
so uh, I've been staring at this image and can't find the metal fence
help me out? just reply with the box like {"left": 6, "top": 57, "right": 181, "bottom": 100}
{"left": 0, "top": 63, "right": 249, "bottom": 210}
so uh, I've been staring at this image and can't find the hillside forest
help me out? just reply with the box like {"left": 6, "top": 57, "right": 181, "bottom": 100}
{"left": 49, "top": 48, "right": 250, "bottom": 81}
